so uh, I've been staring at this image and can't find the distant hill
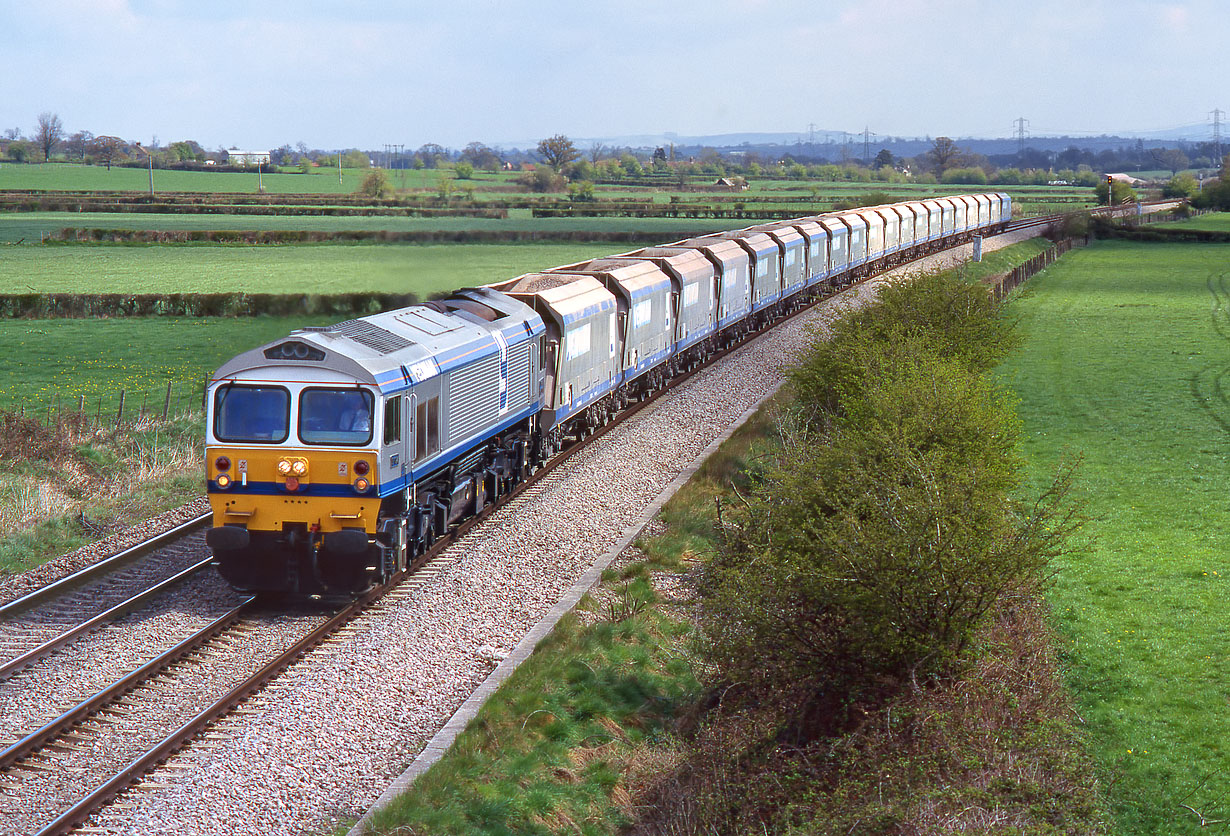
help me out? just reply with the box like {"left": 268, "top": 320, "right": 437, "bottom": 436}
{"left": 496, "top": 126, "right": 1219, "bottom": 160}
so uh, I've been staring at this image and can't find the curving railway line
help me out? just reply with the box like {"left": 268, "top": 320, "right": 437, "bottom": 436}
{"left": 0, "top": 200, "right": 1177, "bottom": 835}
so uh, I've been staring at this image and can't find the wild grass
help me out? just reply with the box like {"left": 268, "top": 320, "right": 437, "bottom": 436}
{"left": 997, "top": 239, "right": 1230, "bottom": 835}
{"left": 0, "top": 410, "right": 203, "bottom": 573}
{"left": 358, "top": 594, "right": 700, "bottom": 836}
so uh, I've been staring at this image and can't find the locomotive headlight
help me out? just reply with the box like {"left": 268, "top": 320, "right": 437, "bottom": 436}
{"left": 353, "top": 477, "right": 371, "bottom": 493}
{"left": 216, "top": 473, "right": 232, "bottom": 489}
{"left": 277, "top": 459, "right": 292, "bottom": 475}
{"left": 291, "top": 460, "right": 308, "bottom": 476}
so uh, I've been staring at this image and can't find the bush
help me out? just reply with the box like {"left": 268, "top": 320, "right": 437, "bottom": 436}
{"left": 1192, "top": 177, "right": 1230, "bottom": 210}
{"left": 357, "top": 169, "right": 391, "bottom": 198}
{"left": 1162, "top": 172, "right": 1198, "bottom": 199}
{"left": 699, "top": 270, "right": 1081, "bottom": 734}
{"left": 941, "top": 166, "right": 988, "bottom": 185}
{"left": 453, "top": 161, "right": 474, "bottom": 179}
{"left": 1094, "top": 179, "right": 1137, "bottom": 204}
{"left": 516, "top": 167, "right": 566, "bottom": 193}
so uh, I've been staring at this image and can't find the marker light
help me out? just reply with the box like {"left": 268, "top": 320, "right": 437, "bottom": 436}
{"left": 216, "top": 473, "right": 232, "bottom": 489}
{"left": 215, "top": 456, "right": 231, "bottom": 472}
{"left": 285, "top": 476, "right": 300, "bottom": 492}
{"left": 354, "top": 460, "right": 370, "bottom": 476}
{"left": 354, "top": 477, "right": 371, "bottom": 493}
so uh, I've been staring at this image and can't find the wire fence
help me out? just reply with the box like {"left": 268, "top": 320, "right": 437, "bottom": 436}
{"left": 7, "top": 379, "right": 206, "bottom": 428}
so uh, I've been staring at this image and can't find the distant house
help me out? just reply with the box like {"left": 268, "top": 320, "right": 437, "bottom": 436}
{"left": 226, "top": 149, "right": 271, "bottom": 165}
{"left": 715, "top": 177, "right": 748, "bottom": 191}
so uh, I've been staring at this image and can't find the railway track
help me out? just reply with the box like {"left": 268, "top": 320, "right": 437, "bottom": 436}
{"left": 0, "top": 516, "right": 212, "bottom": 681}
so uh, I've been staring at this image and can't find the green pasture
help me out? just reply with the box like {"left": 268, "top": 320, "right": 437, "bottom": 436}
{"left": 0, "top": 316, "right": 324, "bottom": 414}
{"left": 1170, "top": 211, "right": 1230, "bottom": 232}
{"left": 998, "top": 240, "right": 1230, "bottom": 834}
{"left": 0, "top": 212, "right": 757, "bottom": 243}
{"left": 0, "top": 242, "right": 614, "bottom": 295}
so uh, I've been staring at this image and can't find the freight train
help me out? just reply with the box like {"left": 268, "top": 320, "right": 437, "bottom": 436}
{"left": 204, "top": 193, "right": 1012, "bottom": 596}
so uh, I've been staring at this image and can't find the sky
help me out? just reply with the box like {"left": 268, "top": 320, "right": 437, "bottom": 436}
{"left": 3, "top": 0, "right": 1226, "bottom": 152}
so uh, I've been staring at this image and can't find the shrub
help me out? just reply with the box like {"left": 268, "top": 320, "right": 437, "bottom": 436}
{"left": 357, "top": 169, "right": 391, "bottom": 198}
{"left": 941, "top": 166, "right": 988, "bottom": 185}
{"left": 516, "top": 167, "right": 566, "bottom": 193}
{"left": 699, "top": 270, "right": 1081, "bottom": 735}
{"left": 453, "top": 161, "right": 474, "bottom": 180}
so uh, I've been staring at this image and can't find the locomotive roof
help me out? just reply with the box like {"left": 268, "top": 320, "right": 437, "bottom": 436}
{"left": 209, "top": 287, "right": 544, "bottom": 394}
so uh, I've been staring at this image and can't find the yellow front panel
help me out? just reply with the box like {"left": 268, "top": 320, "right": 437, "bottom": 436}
{"left": 207, "top": 445, "right": 379, "bottom": 534}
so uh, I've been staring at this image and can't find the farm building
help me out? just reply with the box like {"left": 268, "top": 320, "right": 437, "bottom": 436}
{"left": 225, "top": 149, "right": 271, "bottom": 165}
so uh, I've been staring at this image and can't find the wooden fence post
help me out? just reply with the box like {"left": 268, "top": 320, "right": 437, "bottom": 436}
{"left": 162, "top": 381, "right": 172, "bottom": 421}
{"left": 116, "top": 390, "right": 125, "bottom": 425}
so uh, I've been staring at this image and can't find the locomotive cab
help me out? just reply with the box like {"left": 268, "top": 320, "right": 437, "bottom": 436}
{"left": 206, "top": 376, "right": 385, "bottom": 596}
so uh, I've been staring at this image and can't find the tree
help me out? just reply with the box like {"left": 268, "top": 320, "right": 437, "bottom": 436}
{"left": 89, "top": 135, "right": 127, "bottom": 170}
{"left": 341, "top": 149, "right": 371, "bottom": 169}
{"left": 62, "top": 130, "right": 94, "bottom": 161}
{"left": 1152, "top": 147, "right": 1190, "bottom": 175}
{"left": 460, "top": 142, "right": 501, "bottom": 172}
{"left": 536, "top": 134, "right": 579, "bottom": 172}
{"left": 927, "top": 136, "right": 961, "bottom": 173}
{"left": 166, "top": 140, "right": 204, "bottom": 162}
{"left": 416, "top": 143, "right": 447, "bottom": 169}
{"left": 7, "top": 141, "right": 33, "bottom": 162}
{"left": 1162, "top": 172, "right": 1198, "bottom": 199}
{"left": 35, "top": 112, "right": 64, "bottom": 162}
{"left": 873, "top": 148, "right": 894, "bottom": 169}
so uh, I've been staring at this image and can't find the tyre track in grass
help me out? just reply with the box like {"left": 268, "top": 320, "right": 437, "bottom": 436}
{"left": 1190, "top": 271, "right": 1230, "bottom": 435}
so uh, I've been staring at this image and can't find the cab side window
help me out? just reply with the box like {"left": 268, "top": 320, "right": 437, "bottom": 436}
{"left": 415, "top": 397, "right": 440, "bottom": 462}
{"left": 383, "top": 397, "right": 400, "bottom": 446}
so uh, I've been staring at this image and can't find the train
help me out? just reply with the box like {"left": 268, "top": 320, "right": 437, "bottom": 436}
{"left": 203, "top": 192, "right": 1012, "bottom": 596}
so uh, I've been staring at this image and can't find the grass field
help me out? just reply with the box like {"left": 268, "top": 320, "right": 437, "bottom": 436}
{"left": 0, "top": 242, "right": 615, "bottom": 295}
{"left": 0, "top": 316, "right": 328, "bottom": 414}
{"left": 0, "top": 162, "right": 1092, "bottom": 205}
{"left": 0, "top": 162, "right": 431, "bottom": 194}
{"left": 0, "top": 211, "right": 757, "bottom": 243}
{"left": 998, "top": 239, "right": 1230, "bottom": 835}
{"left": 1170, "top": 211, "right": 1230, "bottom": 232}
